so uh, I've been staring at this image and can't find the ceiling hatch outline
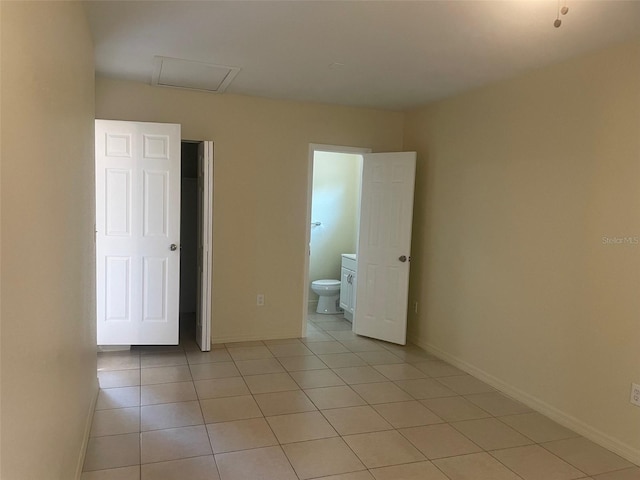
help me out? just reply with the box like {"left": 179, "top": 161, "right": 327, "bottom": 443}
{"left": 151, "top": 56, "right": 241, "bottom": 93}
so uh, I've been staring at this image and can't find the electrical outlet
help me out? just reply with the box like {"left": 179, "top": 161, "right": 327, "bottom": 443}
{"left": 256, "top": 294, "right": 265, "bottom": 307}
{"left": 631, "top": 383, "right": 640, "bottom": 407}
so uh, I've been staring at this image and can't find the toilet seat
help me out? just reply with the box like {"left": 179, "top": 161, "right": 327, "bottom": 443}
{"left": 312, "top": 279, "right": 341, "bottom": 290}
{"left": 311, "top": 279, "right": 342, "bottom": 314}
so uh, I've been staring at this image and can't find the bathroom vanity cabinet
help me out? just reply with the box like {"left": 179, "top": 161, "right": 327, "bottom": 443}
{"left": 340, "top": 254, "right": 357, "bottom": 322}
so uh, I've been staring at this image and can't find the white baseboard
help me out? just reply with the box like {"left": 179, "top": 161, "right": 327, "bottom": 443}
{"left": 75, "top": 377, "right": 99, "bottom": 480}
{"left": 98, "top": 345, "right": 131, "bottom": 352}
{"left": 213, "top": 331, "right": 304, "bottom": 344}
{"left": 408, "top": 333, "right": 640, "bottom": 466}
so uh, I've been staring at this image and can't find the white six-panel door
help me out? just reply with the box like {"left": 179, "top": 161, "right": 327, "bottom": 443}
{"left": 353, "top": 152, "right": 416, "bottom": 345}
{"left": 96, "top": 120, "right": 181, "bottom": 345}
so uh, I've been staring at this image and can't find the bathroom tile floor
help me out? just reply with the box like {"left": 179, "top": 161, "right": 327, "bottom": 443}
{"left": 83, "top": 312, "right": 640, "bottom": 480}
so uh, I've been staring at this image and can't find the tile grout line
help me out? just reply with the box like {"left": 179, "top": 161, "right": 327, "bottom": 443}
{"left": 90, "top": 318, "right": 638, "bottom": 479}
{"left": 222, "top": 340, "right": 303, "bottom": 479}
{"left": 306, "top": 317, "right": 503, "bottom": 476}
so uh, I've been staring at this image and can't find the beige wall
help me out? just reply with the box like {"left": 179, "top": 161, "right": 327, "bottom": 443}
{"left": 0, "top": 2, "right": 97, "bottom": 479}
{"left": 1, "top": 1, "right": 637, "bottom": 474}
{"left": 404, "top": 39, "right": 640, "bottom": 462}
{"left": 96, "top": 78, "right": 404, "bottom": 341}
{"left": 309, "top": 151, "right": 361, "bottom": 303}
{"left": 0, "top": 2, "right": 3, "bottom": 474}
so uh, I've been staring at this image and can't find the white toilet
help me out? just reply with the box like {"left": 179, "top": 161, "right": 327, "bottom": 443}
{"left": 311, "top": 279, "right": 341, "bottom": 314}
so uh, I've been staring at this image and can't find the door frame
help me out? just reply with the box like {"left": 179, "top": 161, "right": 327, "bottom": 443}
{"left": 197, "top": 140, "right": 214, "bottom": 351}
{"left": 301, "top": 143, "right": 372, "bottom": 336}
{"left": 183, "top": 139, "right": 214, "bottom": 351}
{"left": 95, "top": 132, "right": 214, "bottom": 349}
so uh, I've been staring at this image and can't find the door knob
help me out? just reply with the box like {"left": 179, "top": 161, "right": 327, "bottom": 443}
{"left": 399, "top": 255, "right": 407, "bottom": 262}
{"left": 170, "top": 244, "right": 178, "bottom": 251}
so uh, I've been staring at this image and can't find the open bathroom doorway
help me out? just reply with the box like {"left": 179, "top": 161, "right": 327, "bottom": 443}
{"left": 302, "top": 144, "right": 370, "bottom": 335}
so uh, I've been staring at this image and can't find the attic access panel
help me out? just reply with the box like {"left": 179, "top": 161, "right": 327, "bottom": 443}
{"left": 152, "top": 56, "right": 240, "bottom": 93}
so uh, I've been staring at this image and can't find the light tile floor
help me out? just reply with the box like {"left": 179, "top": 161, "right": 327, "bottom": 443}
{"left": 83, "top": 313, "right": 640, "bottom": 480}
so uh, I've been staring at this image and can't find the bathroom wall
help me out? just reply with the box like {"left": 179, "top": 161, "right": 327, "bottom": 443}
{"left": 404, "top": 39, "right": 640, "bottom": 463}
{"left": 309, "top": 152, "right": 362, "bottom": 304}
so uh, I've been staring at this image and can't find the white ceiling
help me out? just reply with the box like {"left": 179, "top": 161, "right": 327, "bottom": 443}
{"left": 85, "top": 0, "right": 640, "bottom": 111}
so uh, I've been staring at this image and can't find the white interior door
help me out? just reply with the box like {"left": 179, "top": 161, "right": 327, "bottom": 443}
{"left": 196, "top": 141, "right": 213, "bottom": 351}
{"left": 353, "top": 152, "right": 416, "bottom": 345}
{"left": 96, "top": 120, "right": 181, "bottom": 345}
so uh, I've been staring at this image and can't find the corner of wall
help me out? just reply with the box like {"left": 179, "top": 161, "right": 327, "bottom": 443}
{"left": 74, "top": 377, "right": 100, "bottom": 480}
{"left": 408, "top": 334, "right": 640, "bottom": 466}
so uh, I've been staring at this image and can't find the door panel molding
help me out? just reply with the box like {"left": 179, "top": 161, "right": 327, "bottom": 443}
{"left": 96, "top": 119, "right": 181, "bottom": 345}
{"left": 353, "top": 151, "right": 416, "bottom": 345}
